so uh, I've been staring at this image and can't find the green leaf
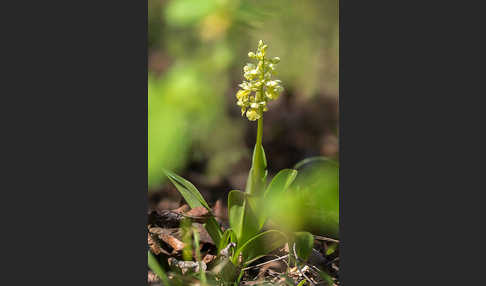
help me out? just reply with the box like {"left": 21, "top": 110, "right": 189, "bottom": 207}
{"left": 148, "top": 250, "right": 170, "bottom": 286}
{"left": 316, "top": 269, "right": 334, "bottom": 285}
{"left": 326, "top": 242, "right": 338, "bottom": 256}
{"left": 193, "top": 230, "right": 206, "bottom": 284}
{"left": 246, "top": 194, "right": 263, "bottom": 230}
{"left": 263, "top": 168, "right": 297, "bottom": 208}
{"left": 294, "top": 232, "right": 314, "bottom": 261}
{"left": 264, "top": 169, "right": 298, "bottom": 199}
{"left": 233, "top": 230, "right": 287, "bottom": 266}
{"left": 256, "top": 169, "right": 297, "bottom": 228}
{"left": 218, "top": 228, "right": 236, "bottom": 253}
{"left": 163, "top": 169, "right": 222, "bottom": 245}
{"left": 210, "top": 257, "right": 238, "bottom": 283}
{"left": 228, "top": 190, "right": 260, "bottom": 246}
{"left": 293, "top": 156, "right": 338, "bottom": 170}
{"left": 228, "top": 191, "right": 244, "bottom": 240}
{"left": 297, "top": 280, "right": 307, "bottom": 286}
{"left": 163, "top": 169, "right": 210, "bottom": 209}
{"left": 290, "top": 157, "right": 340, "bottom": 237}
{"left": 204, "top": 217, "right": 223, "bottom": 250}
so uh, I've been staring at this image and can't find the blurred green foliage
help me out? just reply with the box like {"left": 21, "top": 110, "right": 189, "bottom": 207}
{"left": 269, "top": 158, "right": 339, "bottom": 237}
{"left": 148, "top": 0, "right": 338, "bottom": 189}
{"left": 148, "top": 64, "right": 225, "bottom": 187}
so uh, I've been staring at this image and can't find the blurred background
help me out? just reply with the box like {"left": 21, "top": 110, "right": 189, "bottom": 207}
{"left": 149, "top": 0, "right": 339, "bottom": 237}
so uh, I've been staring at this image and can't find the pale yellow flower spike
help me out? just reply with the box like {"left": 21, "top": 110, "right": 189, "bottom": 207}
{"left": 236, "top": 40, "right": 284, "bottom": 121}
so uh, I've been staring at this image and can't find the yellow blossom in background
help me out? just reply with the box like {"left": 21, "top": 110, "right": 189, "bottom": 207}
{"left": 199, "top": 12, "right": 231, "bottom": 41}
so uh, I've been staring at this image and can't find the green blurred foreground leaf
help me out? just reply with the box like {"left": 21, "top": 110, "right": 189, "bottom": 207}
{"left": 264, "top": 169, "right": 298, "bottom": 200}
{"left": 293, "top": 156, "right": 338, "bottom": 170}
{"left": 294, "top": 232, "right": 314, "bottom": 261}
{"left": 297, "top": 280, "right": 307, "bottom": 286}
{"left": 193, "top": 230, "right": 207, "bottom": 284}
{"left": 148, "top": 250, "right": 170, "bottom": 286}
{"left": 261, "top": 168, "right": 298, "bottom": 228}
{"left": 233, "top": 230, "right": 287, "bottom": 266}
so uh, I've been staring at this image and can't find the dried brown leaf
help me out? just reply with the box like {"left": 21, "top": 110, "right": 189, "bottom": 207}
{"left": 148, "top": 271, "right": 160, "bottom": 283}
{"left": 149, "top": 227, "right": 186, "bottom": 252}
{"left": 160, "top": 233, "right": 185, "bottom": 252}
{"left": 148, "top": 232, "right": 171, "bottom": 256}
{"left": 148, "top": 233, "right": 162, "bottom": 255}
{"left": 185, "top": 206, "right": 209, "bottom": 217}
{"left": 202, "top": 254, "right": 216, "bottom": 264}
{"left": 172, "top": 204, "right": 190, "bottom": 214}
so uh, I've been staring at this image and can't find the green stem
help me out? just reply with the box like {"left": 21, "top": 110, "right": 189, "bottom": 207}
{"left": 256, "top": 118, "right": 263, "bottom": 147}
{"left": 247, "top": 118, "right": 265, "bottom": 195}
{"left": 246, "top": 52, "right": 267, "bottom": 195}
{"left": 236, "top": 269, "right": 245, "bottom": 285}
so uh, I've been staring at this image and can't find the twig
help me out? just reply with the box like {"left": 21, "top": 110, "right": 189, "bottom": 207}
{"left": 325, "top": 257, "right": 339, "bottom": 267}
{"left": 293, "top": 244, "right": 316, "bottom": 286}
{"left": 241, "top": 254, "right": 289, "bottom": 271}
{"left": 219, "top": 242, "right": 236, "bottom": 258}
{"left": 313, "top": 235, "right": 339, "bottom": 244}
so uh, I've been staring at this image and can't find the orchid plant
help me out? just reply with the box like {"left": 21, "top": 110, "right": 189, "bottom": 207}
{"left": 153, "top": 41, "right": 318, "bottom": 284}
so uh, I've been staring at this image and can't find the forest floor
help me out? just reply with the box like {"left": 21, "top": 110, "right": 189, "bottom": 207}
{"left": 148, "top": 192, "right": 339, "bottom": 285}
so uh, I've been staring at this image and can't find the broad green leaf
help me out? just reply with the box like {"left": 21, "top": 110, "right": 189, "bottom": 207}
{"left": 294, "top": 232, "right": 314, "bottom": 261}
{"left": 228, "top": 190, "right": 260, "bottom": 246}
{"left": 228, "top": 190, "right": 244, "bottom": 240}
{"left": 233, "top": 230, "right": 287, "bottom": 266}
{"left": 163, "top": 169, "right": 210, "bottom": 209}
{"left": 287, "top": 157, "right": 339, "bottom": 237}
{"left": 246, "top": 194, "right": 264, "bottom": 231}
{"left": 256, "top": 169, "right": 297, "bottom": 228}
{"left": 163, "top": 169, "right": 222, "bottom": 245}
{"left": 264, "top": 169, "right": 298, "bottom": 199}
